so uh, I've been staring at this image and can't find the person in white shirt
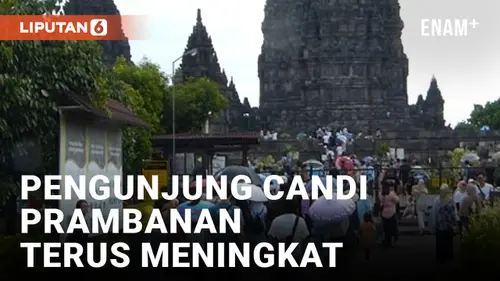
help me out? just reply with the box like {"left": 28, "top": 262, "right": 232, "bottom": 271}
{"left": 475, "top": 172, "right": 493, "bottom": 200}
{"left": 323, "top": 133, "right": 330, "bottom": 146}
{"left": 336, "top": 146, "right": 344, "bottom": 156}
{"left": 271, "top": 131, "right": 278, "bottom": 140}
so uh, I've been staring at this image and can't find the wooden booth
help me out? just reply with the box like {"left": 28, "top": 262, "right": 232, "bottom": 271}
{"left": 151, "top": 132, "right": 260, "bottom": 175}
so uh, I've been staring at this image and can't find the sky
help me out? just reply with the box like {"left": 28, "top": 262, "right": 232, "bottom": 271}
{"left": 114, "top": 0, "right": 499, "bottom": 126}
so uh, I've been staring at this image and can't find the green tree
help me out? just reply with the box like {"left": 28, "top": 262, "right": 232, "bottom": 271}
{"left": 163, "top": 78, "right": 228, "bottom": 133}
{"left": 111, "top": 57, "right": 167, "bottom": 174}
{"left": 1, "top": 1, "right": 108, "bottom": 172}
{"left": 468, "top": 99, "right": 500, "bottom": 129}
{"left": 0, "top": 0, "right": 111, "bottom": 234}
{"left": 454, "top": 121, "right": 476, "bottom": 132}
{"left": 447, "top": 147, "right": 470, "bottom": 167}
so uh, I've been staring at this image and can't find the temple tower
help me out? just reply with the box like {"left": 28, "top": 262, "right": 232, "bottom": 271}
{"left": 64, "top": 0, "right": 131, "bottom": 66}
{"left": 258, "top": 0, "right": 410, "bottom": 132}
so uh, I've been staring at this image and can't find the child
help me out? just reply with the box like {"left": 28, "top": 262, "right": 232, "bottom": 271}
{"left": 359, "top": 212, "right": 376, "bottom": 260}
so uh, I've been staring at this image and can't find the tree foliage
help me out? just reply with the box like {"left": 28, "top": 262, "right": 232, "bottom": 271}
{"left": 454, "top": 121, "right": 476, "bottom": 132}
{"left": 111, "top": 57, "right": 167, "bottom": 175}
{"left": 462, "top": 204, "right": 500, "bottom": 265}
{"left": 447, "top": 147, "right": 471, "bottom": 168}
{"left": 0, "top": 0, "right": 229, "bottom": 207}
{"left": 1, "top": 0, "right": 108, "bottom": 182}
{"left": 163, "top": 78, "right": 228, "bottom": 133}
{"left": 468, "top": 99, "right": 500, "bottom": 129}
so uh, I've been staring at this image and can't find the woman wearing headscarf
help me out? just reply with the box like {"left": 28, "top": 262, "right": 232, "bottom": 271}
{"left": 412, "top": 179, "right": 429, "bottom": 234}
{"left": 429, "top": 184, "right": 455, "bottom": 263}
{"left": 453, "top": 181, "right": 467, "bottom": 211}
{"left": 458, "top": 183, "right": 482, "bottom": 234}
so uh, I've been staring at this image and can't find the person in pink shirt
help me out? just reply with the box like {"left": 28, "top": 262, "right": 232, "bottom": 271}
{"left": 379, "top": 182, "right": 400, "bottom": 247}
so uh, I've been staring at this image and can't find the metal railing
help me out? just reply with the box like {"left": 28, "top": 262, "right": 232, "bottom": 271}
{"left": 348, "top": 165, "right": 498, "bottom": 189}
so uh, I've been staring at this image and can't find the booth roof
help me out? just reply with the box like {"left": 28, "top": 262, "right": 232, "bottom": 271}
{"left": 64, "top": 92, "right": 149, "bottom": 128}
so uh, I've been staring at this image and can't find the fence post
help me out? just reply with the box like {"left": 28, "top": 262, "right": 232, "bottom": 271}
{"left": 438, "top": 162, "right": 443, "bottom": 187}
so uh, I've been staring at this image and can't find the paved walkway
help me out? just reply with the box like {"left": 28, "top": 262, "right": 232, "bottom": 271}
{"left": 349, "top": 235, "right": 460, "bottom": 278}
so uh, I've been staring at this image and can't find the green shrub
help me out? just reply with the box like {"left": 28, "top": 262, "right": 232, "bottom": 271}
{"left": 461, "top": 204, "right": 500, "bottom": 265}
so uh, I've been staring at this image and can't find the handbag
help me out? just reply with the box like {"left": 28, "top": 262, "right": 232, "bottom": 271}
{"left": 477, "top": 186, "right": 488, "bottom": 208}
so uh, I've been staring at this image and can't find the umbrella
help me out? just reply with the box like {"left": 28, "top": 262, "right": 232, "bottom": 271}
{"left": 410, "top": 166, "right": 425, "bottom": 174}
{"left": 303, "top": 159, "right": 324, "bottom": 169}
{"left": 336, "top": 135, "right": 347, "bottom": 143}
{"left": 308, "top": 195, "right": 356, "bottom": 222}
{"left": 214, "top": 165, "right": 263, "bottom": 186}
{"left": 461, "top": 153, "right": 479, "bottom": 163}
{"left": 296, "top": 132, "right": 307, "bottom": 140}
{"left": 410, "top": 166, "right": 428, "bottom": 175}
{"left": 335, "top": 156, "right": 354, "bottom": 171}
{"left": 236, "top": 183, "right": 268, "bottom": 202}
{"left": 363, "top": 156, "right": 374, "bottom": 163}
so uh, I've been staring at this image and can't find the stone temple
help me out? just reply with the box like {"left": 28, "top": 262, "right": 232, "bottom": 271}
{"left": 175, "top": 9, "right": 256, "bottom": 133}
{"left": 64, "top": 0, "right": 131, "bottom": 66}
{"left": 66, "top": 0, "right": 446, "bottom": 135}
{"left": 258, "top": 0, "right": 445, "bottom": 133}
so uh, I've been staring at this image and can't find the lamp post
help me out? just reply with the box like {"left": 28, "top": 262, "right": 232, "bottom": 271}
{"left": 243, "top": 113, "right": 250, "bottom": 130}
{"left": 204, "top": 111, "right": 212, "bottom": 134}
{"left": 171, "top": 48, "right": 197, "bottom": 173}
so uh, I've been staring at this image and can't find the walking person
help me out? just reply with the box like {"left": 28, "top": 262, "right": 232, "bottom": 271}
{"left": 429, "top": 184, "right": 456, "bottom": 264}
{"left": 412, "top": 179, "right": 429, "bottom": 234}
{"left": 378, "top": 182, "right": 399, "bottom": 247}
{"left": 359, "top": 212, "right": 376, "bottom": 260}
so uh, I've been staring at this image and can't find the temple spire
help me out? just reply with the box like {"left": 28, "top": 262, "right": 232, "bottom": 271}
{"left": 196, "top": 9, "right": 202, "bottom": 25}
{"left": 430, "top": 75, "right": 438, "bottom": 89}
{"left": 425, "top": 75, "right": 443, "bottom": 103}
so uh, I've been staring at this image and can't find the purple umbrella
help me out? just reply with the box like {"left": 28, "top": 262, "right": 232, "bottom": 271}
{"left": 308, "top": 195, "right": 356, "bottom": 222}
{"left": 302, "top": 177, "right": 336, "bottom": 216}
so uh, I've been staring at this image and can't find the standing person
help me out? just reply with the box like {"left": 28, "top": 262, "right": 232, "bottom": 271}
{"left": 429, "top": 184, "right": 455, "bottom": 263}
{"left": 382, "top": 168, "right": 401, "bottom": 217}
{"left": 268, "top": 195, "right": 309, "bottom": 277}
{"left": 475, "top": 172, "right": 494, "bottom": 200}
{"left": 378, "top": 183, "right": 399, "bottom": 247}
{"left": 458, "top": 183, "right": 482, "bottom": 235}
{"left": 399, "top": 159, "right": 412, "bottom": 194}
{"left": 359, "top": 212, "right": 376, "bottom": 260}
{"left": 462, "top": 160, "right": 473, "bottom": 181}
{"left": 453, "top": 181, "right": 467, "bottom": 212}
{"left": 412, "top": 179, "right": 429, "bottom": 235}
